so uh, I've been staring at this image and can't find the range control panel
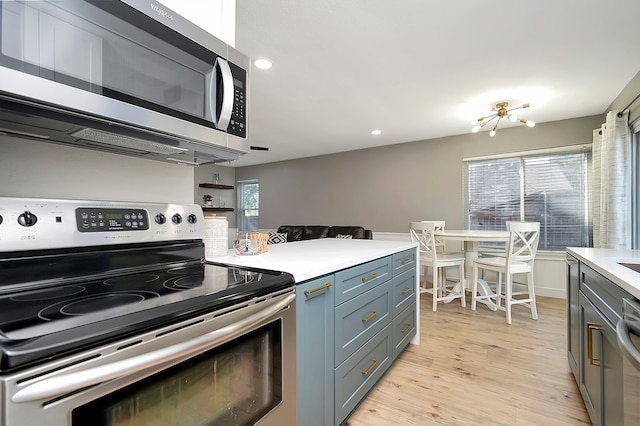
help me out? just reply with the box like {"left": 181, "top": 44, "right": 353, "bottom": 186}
{"left": 76, "top": 208, "right": 150, "bottom": 232}
{"left": 0, "top": 197, "right": 205, "bottom": 252}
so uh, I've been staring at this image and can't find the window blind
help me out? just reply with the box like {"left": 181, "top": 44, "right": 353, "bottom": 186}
{"left": 465, "top": 150, "right": 591, "bottom": 250}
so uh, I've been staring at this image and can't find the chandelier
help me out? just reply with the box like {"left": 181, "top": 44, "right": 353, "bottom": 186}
{"left": 471, "top": 102, "right": 535, "bottom": 137}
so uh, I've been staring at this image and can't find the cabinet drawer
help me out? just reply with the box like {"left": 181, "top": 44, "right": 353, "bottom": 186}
{"left": 335, "top": 325, "right": 391, "bottom": 424}
{"left": 392, "top": 249, "right": 416, "bottom": 276}
{"left": 334, "top": 256, "right": 393, "bottom": 305}
{"left": 392, "top": 269, "right": 416, "bottom": 317}
{"left": 392, "top": 302, "right": 416, "bottom": 360}
{"left": 581, "top": 264, "right": 631, "bottom": 325}
{"left": 335, "top": 282, "right": 392, "bottom": 366}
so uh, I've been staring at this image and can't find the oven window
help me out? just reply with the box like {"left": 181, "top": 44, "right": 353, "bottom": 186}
{"left": 72, "top": 321, "right": 282, "bottom": 426}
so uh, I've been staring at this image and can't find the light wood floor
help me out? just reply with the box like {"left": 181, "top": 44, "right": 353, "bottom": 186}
{"left": 345, "top": 293, "right": 590, "bottom": 425}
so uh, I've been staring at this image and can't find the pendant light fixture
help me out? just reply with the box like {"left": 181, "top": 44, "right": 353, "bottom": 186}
{"left": 471, "top": 102, "right": 535, "bottom": 137}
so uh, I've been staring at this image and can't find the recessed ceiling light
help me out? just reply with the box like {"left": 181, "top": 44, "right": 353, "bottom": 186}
{"left": 371, "top": 130, "right": 382, "bottom": 135}
{"left": 254, "top": 58, "right": 273, "bottom": 70}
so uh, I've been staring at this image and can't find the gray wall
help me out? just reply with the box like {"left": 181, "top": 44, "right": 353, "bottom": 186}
{"left": 0, "top": 136, "right": 195, "bottom": 203}
{"left": 235, "top": 115, "right": 604, "bottom": 233}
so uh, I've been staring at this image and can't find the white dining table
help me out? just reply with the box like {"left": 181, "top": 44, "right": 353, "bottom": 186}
{"left": 434, "top": 229, "right": 510, "bottom": 309}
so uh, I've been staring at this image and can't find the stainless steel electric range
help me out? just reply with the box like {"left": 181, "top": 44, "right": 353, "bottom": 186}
{"left": 0, "top": 197, "right": 296, "bottom": 426}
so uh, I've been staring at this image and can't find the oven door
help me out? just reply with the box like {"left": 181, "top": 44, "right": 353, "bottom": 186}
{"left": 4, "top": 290, "right": 295, "bottom": 426}
{"left": 617, "top": 298, "right": 640, "bottom": 425}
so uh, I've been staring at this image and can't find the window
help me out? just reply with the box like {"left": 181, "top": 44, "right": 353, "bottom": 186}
{"left": 237, "top": 180, "right": 259, "bottom": 231}
{"left": 464, "top": 148, "right": 591, "bottom": 250}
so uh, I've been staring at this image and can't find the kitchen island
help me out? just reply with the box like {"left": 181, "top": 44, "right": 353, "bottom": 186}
{"left": 566, "top": 247, "right": 640, "bottom": 425}
{"left": 209, "top": 238, "right": 419, "bottom": 426}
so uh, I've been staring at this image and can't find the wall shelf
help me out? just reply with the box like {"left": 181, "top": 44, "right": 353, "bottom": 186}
{"left": 199, "top": 183, "right": 234, "bottom": 190}
{"left": 202, "top": 207, "right": 234, "bottom": 212}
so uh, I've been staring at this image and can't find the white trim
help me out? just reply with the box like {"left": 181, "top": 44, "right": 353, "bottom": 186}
{"left": 463, "top": 143, "right": 592, "bottom": 162}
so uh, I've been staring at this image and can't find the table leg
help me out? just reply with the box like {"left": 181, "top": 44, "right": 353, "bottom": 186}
{"left": 443, "top": 240, "right": 498, "bottom": 310}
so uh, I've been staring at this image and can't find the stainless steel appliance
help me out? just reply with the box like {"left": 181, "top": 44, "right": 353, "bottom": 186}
{"left": 617, "top": 298, "right": 640, "bottom": 425}
{"left": 0, "top": 197, "right": 296, "bottom": 425}
{"left": 0, "top": 0, "right": 249, "bottom": 166}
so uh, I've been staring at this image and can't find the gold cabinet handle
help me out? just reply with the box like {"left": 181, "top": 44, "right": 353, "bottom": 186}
{"left": 401, "top": 258, "right": 412, "bottom": 265}
{"left": 361, "top": 311, "right": 379, "bottom": 324}
{"left": 567, "top": 260, "right": 578, "bottom": 265}
{"left": 401, "top": 287, "right": 412, "bottom": 295}
{"left": 587, "top": 322, "right": 603, "bottom": 366}
{"left": 401, "top": 323, "right": 413, "bottom": 334}
{"left": 361, "top": 358, "right": 379, "bottom": 376}
{"left": 361, "top": 272, "right": 378, "bottom": 282}
{"left": 303, "top": 283, "right": 332, "bottom": 296}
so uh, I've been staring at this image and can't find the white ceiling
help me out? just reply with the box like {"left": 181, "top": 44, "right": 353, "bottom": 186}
{"left": 232, "top": 0, "right": 640, "bottom": 167}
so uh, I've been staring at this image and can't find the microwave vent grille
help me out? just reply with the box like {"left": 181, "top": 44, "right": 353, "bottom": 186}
{"left": 71, "top": 128, "right": 188, "bottom": 155}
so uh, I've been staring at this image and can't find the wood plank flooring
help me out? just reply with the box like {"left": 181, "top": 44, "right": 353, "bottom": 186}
{"left": 345, "top": 294, "right": 590, "bottom": 425}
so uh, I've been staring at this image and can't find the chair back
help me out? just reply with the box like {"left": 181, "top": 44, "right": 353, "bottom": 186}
{"left": 409, "top": 221, "right": 438, "bottom": 258}
{"left": 505, "top": 221, "right": 540, "bottom": 264}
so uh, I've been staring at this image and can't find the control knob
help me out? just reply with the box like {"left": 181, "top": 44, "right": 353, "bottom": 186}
{"left": 171, "top": 213, "right": 182, "bottom": 224}
{"left": 18, "top": 211, "right": 38, "bottom": 227}
{"left": 187, "top": 214, "right": 198, "bottom": 224}
{"left": 154, "top": 213, "right": 166, "bottom": 224}
{"left": 0, "top": 215, "right": 3, "bottom": 225}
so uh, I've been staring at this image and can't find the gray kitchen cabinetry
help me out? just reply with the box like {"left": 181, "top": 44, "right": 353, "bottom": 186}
{"left": 296, "top": 248, "right": 417, "bottom": 426}
{"left": 567, "top": 254, "right": 580, "bottom": 381}
{"left": 296, "top": 274, "right": 335, "bottom": 426}
{"left": 572, "top": 262, "right": 626, "bottom": 426}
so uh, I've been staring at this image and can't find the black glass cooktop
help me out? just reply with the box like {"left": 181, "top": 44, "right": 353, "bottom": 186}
{"left": 0, "top": 261, "right": 290, "bottom": 340}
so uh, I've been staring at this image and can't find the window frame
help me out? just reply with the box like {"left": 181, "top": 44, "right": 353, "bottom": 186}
{"left": 463, "top": 145, "right": 592, "bottom": 252}
{"left": 236, "top": 180, "right": 259, "bottom": 231}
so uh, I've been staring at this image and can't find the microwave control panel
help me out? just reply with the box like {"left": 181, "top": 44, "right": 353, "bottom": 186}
{"left": 228, "top": 62, "right": 247, "bottom": 138}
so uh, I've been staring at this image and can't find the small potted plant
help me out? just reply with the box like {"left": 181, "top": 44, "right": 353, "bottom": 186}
{"left": 203, "top": 194, "right": 213, "bottom": 207}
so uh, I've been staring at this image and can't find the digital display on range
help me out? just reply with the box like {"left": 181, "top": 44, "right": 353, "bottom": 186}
{"left": 76, "top": 208, "right": 149, "bottom": 232}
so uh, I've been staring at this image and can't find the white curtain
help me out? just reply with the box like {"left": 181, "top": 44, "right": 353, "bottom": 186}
{"left": 592, "top": 110, "right": 631, "bottom": 248}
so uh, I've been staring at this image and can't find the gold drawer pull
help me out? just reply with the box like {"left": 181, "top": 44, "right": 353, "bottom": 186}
{"left": 361, "top": 358, "right": 379, "bottom": 376}
{"left": 361, "top": 311, "right": 379, "bottom": 324}
{"left": 304, "top": 283, "right": 332, "bottom": 296}
{"left": 401, "top": 287, "right": 412, "bottom": 295}
{"left": 361, "top": 272, "right": 378, "bottom": 282}
{"left": 401, "top": 258, "right": 412, "bottom": 265}
{"left": 587, "top": 322, "right": 603, "bottom": 366}
{"left": 401, "top": 323, "right": 413, "bottom": 334}
{"left": 567, "top": 260, "right": 578, "bottom": 265}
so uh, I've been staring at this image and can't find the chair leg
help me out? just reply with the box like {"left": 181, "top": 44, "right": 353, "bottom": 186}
{"left": 471, "top": 265, "right": 478, "bottom": 311}
{"left": 432, "top": 264, "right": 438, "bottom": 312}
{"left": 528, "top": 272, "right": 538, "bottom": 320}
{"left": 459, "top": 263, "right": 466, "bottom": 307}
{"left": 505, "top": 273, "right": 512, "bottom": 325}
{"left": 496, "top": 272, "right": 503, "bottom": 308}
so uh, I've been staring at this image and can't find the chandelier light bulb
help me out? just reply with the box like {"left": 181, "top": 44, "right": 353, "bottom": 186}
{"left": 526, "top": 120, "right": 535, "bottom": 128}
{"left": 489, "top": 129, "right": 496, "bottom": 137}
{"left": 509, "top": 115, "right": 518, "bottom": 122}
{"left": 472, "top": 126, "right": 481, "bottom": 133}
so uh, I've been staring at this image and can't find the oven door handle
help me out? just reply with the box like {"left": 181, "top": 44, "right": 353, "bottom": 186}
{"left": 12, "top": 293, "right": 295, "bottom": 403}
{"left": 616, "top": 318, "right": 640, "bottom": 371}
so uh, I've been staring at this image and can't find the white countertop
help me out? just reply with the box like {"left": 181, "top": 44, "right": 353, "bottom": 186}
{"left": 567, "top": 247, "right": 640, "bottom": 299}
{"left": 206, "top": 238, "right": 418, "bottom": 282}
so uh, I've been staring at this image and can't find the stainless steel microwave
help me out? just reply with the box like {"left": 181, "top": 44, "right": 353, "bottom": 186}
{"left": 0, "top": 0, "right": 250, "bottom": 165}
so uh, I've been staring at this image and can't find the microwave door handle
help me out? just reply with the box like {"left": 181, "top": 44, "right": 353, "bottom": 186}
{"left": 12, "top": 293, "right": 295, "bottom": 404}
{"left": 616, "top": 319, "right": 640, "bottom": 371}
{"left": 212, "top": 57, "right": 234, "bottom": 131}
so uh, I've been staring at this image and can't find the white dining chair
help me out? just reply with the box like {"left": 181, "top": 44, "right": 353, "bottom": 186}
{"left": 420, "top": 220, "right": 463, "bottom": 255}
{"left": 410, "top": 221, "right": 466, "bottom": 312}
{"left": 471, "top": 221, "right": 540, "bottom": 324}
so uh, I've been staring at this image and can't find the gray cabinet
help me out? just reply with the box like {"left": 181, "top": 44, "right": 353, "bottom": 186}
{"left": 567, "top": 254, "right": 580, "bottom": 381}
{"left": 296, "top": 274, "right": 335, "bottom": 426}
{"left": 296, "top": 248, "right": 417, "bottom": 426}
{"left": 575, "top": 263, "right": 626, "bottom": 426}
